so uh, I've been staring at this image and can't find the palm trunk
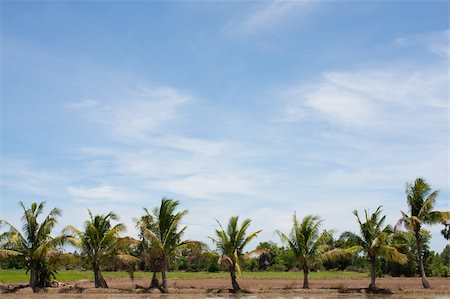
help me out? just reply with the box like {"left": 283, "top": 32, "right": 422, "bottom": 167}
{"left": 302, "top": 262, "right": 309, "bottom": 289}
{"left": 161, "top": 257, "right": 168, "bottom": 293}
{"left": 415, "top": 230, "right": 430, "bottom": 289}
{"left": 29, "top": 261, "right": 37, "bottom": 292}
{"left": 161, "top": 270, "right": 168, "bottom": 293}
{"left": 149, "top": 272, "right": 160, "bottom": 289}
{"left": 369, "top": 255, "right": 377, "bottom": 290}
{"left": 93, "top": 260, "right": 108, "bottom": 288}
{"left": 230, "top": 263, "right": 241, "bottom": 292}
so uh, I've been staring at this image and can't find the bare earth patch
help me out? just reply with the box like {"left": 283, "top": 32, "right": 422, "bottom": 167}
{"left": 1, "top": 277, "right": 449, "bottom": 297}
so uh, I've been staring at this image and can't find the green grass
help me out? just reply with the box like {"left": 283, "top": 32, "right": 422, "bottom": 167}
{"left": 0, "top": 269, "right": 368, "bottom": 283}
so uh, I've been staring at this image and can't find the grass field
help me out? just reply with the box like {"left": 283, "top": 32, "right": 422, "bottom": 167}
{"left": 0, "top": 269, "right": 368, "bottom": 283}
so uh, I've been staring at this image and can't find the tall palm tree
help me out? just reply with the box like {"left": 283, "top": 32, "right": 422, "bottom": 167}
{"left": 138, "top": 198, "right": 195, "bottom": 293}
{"left": 0, "top": 201, "right": 65, "bottom": 292}
{"left": 396, "top": 178, "right": 450, "bottom": 288}
{"left": 276, "top": 214, "right": 339, "bottom": 289}
{"left": 341, "top": 206, "right": 407, "bottom": 289}
{"left": 210, "top": 216, "right": 262, "bottom": 292}
{"left": 64, "top": 210, "right": 137, "bottom": 288}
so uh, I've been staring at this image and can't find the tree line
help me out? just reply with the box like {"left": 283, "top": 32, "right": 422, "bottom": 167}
{"left": 0, "top": 177, "right": 449, "bottom": 293}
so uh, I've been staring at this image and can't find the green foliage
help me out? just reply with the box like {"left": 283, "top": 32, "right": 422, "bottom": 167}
{"left": 441, "top": 245, "right": 450, "bottom": 265}
{"left": 0, "top": 201, "right": 66, "bottom": 290}
{"left": 243, "top": 258, "right": 259, "bottom": 272}
{"left": 171, "top": 243, "right": 222, "bottom": 272}
{"left": 210, "top": 216, "right": 262, "bottom": 273}
{"left": 441, "top": 223, "right": 450, "bottom": 240}
{"left": 136, "top": 198, "right": 196, "bottom": 291}
{"left": 341, "top": 207, "right": 407, "bottom": 265}
{"left": 397, "top": 178, "right": 450, "bottom": 288}
{"left": 137, "top": 198, "right": 193, "bottom": 265}
{"left": 276, "top": 215, "right": 331, "bottom": 267}
{"left": 63, "top": 210, "right": 137, "bottom": 288}
{"left": 340, "top": 206, "right": 407, "bottom": 289}
{"left": 210, "top": 216, "right": 262, "bottom": 291}
{"left": 384, "top": 231, "right": 429, "bottom": 277}
{"left": 276, "top": 214, "right": 344, "bottom": 288}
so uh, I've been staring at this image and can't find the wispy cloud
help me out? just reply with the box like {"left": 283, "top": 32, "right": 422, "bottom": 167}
{"left": 77, "top": 135, "right": 277, "bottom": 201}
{"left": 67, "top": 185, "right": 141, "bottom": 203}
{"left": 0, "top": 161, "right": 67, "bottom": 197}
{"left": 426, "top": 29, "right": 450, "bottom": 58}
{"left": 224, "top": 0, "right": 317, "bottom": 36}
{"left": 280, "top": 65, "right": 448, "bottom": 129}
{"left": 67, "top": 86, "right": 191, "bottom": 141}
{"left": 65, "top": 99, "right": 99, "bottom": 109}
{"left": 395, "top": 29, "right": 450, "bottom": 58}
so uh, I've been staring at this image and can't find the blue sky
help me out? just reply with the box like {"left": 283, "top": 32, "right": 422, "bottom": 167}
{"left": 1, "top": 1, "right": 449, "bottom": 252}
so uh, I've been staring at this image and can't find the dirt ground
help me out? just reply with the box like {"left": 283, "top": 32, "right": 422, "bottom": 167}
{"left": 1, "top": 276, "right": 449, "bottom": 297}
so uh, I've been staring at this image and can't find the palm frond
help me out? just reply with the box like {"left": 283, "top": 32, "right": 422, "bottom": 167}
{"left": 321, "top": 246, "right": 361, "bottom": 263}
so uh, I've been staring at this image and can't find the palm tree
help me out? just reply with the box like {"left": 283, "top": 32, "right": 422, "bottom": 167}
{"left": 276, "top": 214, "right": 339, "bottom": 289}
{"left": 396, "top": 178, "right": 450, "bottom": 288}
{"left": 0, "top": 201, "right": 65, "bottom": 292}
{"left": 64, "top": 210, "right": 137, "bottom": 288}
{"left": 210, "top": 216, "right": 262, "bottom": 292}
{"left": 138, "top": 198, "right": 195, "bottom": 293}
{"left": 341, "top": 206, "right": 407, "bottom": 290}
{"left": 135, "top": 207, "right": 161, "bottom": 289}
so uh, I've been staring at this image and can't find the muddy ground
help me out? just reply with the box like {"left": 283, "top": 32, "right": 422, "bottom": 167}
{"left": 1, "top": 276, "right": 449, "bottom": 297}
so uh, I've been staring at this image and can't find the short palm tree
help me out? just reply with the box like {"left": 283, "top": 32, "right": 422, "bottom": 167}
{"left": 210, "top": 216, "right": 262, "bottom": 292}
{"left": 64, "top": 211, "right": 137, "bottom": 288}
{"left": 138, "top": 198, "right": 195, "bottom": 293}
{"left": 135, "top": 207, "right": 162, "bottom": 289}
{"left": 396, "top": 178, "right": 449, "bottom": 288}
{"left": 0, "top": 201, "right": 65, "bottom": 292}
{"left": 276, "top": 214, "right": 338, "bottom": 289}
{"left": 341, "top": 206, "right": 407, "bottom": 289}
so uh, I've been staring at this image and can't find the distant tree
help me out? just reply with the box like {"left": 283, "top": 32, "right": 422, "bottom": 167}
{"left": 441, "top": 223, "right": 450, "bottom": 240}
{"left": 342, "top": 206, "right": 407, "bottom": 289}
{"left": 256, "top": 241, "right": 277, "bottom": 271}
{"left": 441, "top": 245, "right": 450, "bottom": 265}
{"left": 0, "top": 202, "right": 66, "bottom": 292}
{"left": 396, "top": 178, "right": 450, "bottom": 288}
{"left": 210, "top": 216, "right": 262, "bottom": 292}
{"left": 64, "top": 211, "right": 138, "bottom": 288}
{"left": 384, "top": 230, "right": 430, "bottom": 277}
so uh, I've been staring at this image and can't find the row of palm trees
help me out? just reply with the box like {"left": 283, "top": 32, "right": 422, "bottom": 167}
{"left": 0, "top": 177, "right": 448, "bottom": 293}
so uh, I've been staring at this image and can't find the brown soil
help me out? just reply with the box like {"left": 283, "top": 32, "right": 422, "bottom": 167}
{"left": 1, "top": 277, "right": 449, "bottom": 297}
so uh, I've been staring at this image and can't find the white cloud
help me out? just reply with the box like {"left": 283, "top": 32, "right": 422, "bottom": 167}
{"left": 224, "top": 0, "right": 317, "bottom": 36}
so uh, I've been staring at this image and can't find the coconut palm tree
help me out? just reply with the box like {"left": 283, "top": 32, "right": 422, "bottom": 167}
{"left": 341, "top": 206, "right": 407, "bottom": 289}
{"left": 0, "top": 201, "right": 65, "bottom": 292}
{"left": 64, "top": 210, "right": 137, "bottom": 288}
{"left": 138, "top": 198, "right": 196, "bottom": 293}
{"left": 396, "top": 178, "right": 450, "bottom": 288}
{"left": 135, "top": 207, "right": 162, "bottom": 289}
{"left": 276, "top": 214, "right": 341, "bottom": 289}
{"left": 210, "top": 216, "right": 262, "bottom": 292}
